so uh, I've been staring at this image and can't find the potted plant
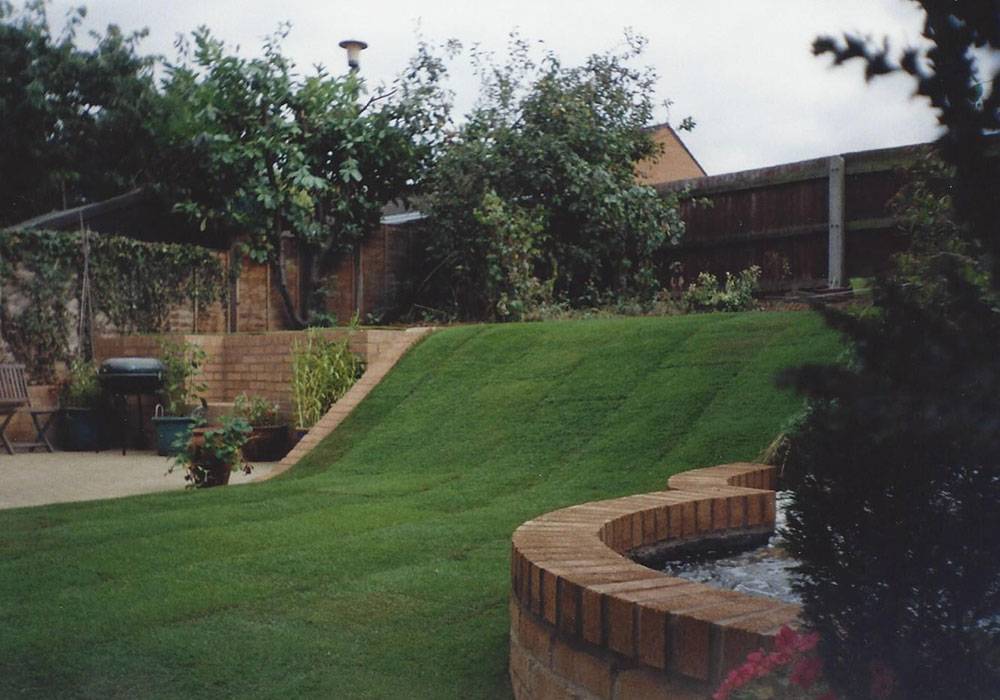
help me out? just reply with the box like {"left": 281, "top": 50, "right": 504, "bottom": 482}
{"left": 290, "top": 328, "right": 365, "bottom": 442}
{"left": 151, "top": 339, "right": 207, "bottom": 456}
{"left": 170, "top": 415, "right": 252, "bottom": 488}
{"left": 59, "top": 358, "right": 103, "bottom": 450}
{"left": 232, "top": 393, "right": 288, "bottom": 461}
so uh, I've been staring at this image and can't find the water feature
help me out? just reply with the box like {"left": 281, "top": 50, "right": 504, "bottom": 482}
{"left": 661, "top": 492, "right": 800, "bottom": 603}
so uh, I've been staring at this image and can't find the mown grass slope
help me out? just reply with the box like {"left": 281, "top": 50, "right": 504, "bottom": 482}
{"left": 0, "top": 313, "right": 840, "bottom": 698}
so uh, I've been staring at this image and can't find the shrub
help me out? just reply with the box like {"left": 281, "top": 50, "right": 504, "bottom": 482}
{"left": 779, "top": 255, "right": 1000, "bottom": 699}
{"left": 59, "top": 358, "right": 101, "bottom": 409}
{"left": 420, "top": 32, "right": 690, "bottom": 320}
{"left": 291, "top": 330, "right": 365, "bottom": 429}
{"left": 779, "top": 154, "right": 1000, "bottom": 698}
{"left": 785, "top": 11, "right": 1000, "bottom": 693}
{"left": 472, "top": 190, "right": 556, "bottom": 321}
{"left": 683, "top": 266, "right": 760, "bottom": 312}
{"left": 158, "top": 339, "right": 207, "bottom": 416}
{"left": 233, "top": 393, "right": 280, "bottom": 427}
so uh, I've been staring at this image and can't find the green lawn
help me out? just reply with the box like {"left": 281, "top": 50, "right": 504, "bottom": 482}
{"left": 0, "top": 313, "right": 840, "bottom": 698}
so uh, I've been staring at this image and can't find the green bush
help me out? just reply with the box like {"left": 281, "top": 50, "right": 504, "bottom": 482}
{"left": 291, "top": 330, "right": 365, "bottom": 429}
{"left": 158, "top": 339, "right": 207, "bottom": 417}
{"left": 779, "top": 157, "right": 1000, "bottom": 698}
{"left": 419, "top": 33, "right": 689, "bottom": 320}
{"left": 233, "top": 393, "right": 281, "bottom": 427}
{"left": 59, "top": 358, "right": 101, "bottom": 409}
{"left": 682, "top": 266, "right": 760, "bottom": 312}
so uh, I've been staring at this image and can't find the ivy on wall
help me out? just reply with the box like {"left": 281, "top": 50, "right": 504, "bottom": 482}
{"left": 0, "top": 229, "right": 227, "bottom": 382}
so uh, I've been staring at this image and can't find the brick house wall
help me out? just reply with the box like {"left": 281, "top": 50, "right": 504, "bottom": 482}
{"left": 635, "top": 123, "right": 707, "bottom": 185}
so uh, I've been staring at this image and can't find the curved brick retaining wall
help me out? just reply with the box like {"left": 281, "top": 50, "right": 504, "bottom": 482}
{"left": 509, "top": 463, "right": 800, "bottom": 699}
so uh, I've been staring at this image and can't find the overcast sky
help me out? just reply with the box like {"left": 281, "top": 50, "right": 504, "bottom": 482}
{"left": 47, "top": 0, "right": 949, "bottom": 174}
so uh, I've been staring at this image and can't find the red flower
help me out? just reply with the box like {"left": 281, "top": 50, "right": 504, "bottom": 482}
{"left": 790, "top": 655, "right": 823, "bottom": 689}
{"left": 774, "top": 625, "right": 798, "bottom": 653}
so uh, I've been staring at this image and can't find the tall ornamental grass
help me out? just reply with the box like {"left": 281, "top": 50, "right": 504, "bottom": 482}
{"left": 291, "top": 330, "right": 365, "bottom": 429}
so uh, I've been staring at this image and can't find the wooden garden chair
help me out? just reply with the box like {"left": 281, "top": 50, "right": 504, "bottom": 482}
{"left": 0, "top": 364, "right": 57, "bottom": 454}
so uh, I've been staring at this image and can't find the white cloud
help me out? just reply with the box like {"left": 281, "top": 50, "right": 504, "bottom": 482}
{"left": 48, "top": 0, "right": 949, "bottom": 173}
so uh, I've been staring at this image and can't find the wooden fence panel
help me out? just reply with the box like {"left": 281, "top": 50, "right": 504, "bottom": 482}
{"left": 654, "top": 142, "right": 954, "bottom": 290}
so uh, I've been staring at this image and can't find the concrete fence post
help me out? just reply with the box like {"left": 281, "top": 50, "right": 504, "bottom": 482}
{"left": 828, "top": 156, "right": 846, "bottom": 288}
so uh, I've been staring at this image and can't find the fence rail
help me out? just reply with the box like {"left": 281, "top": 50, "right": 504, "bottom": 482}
{"left": 653, "top": 141, "right": 951, "bottom": 290}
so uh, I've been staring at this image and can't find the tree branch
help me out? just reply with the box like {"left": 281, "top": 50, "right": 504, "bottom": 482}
{"left": 359, "top": 88, "right": 397, "bottom": 114}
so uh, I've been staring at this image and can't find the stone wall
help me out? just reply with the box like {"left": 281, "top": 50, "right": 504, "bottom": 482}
{"left": 509, "top": 463, "right": 799, "bottom": 699}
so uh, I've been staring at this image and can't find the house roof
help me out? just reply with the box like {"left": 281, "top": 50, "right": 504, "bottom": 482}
{"left": 636, "top": 123, "right": 707, "bottom": 185}
{"left": 11, "top": 189, "right": 426, "bottom": 244}
{"left": 15, "top": 188, "right": 151, "bottom": 231}
{"left": 10, "top": 187, "right": 230, "bottom": 249}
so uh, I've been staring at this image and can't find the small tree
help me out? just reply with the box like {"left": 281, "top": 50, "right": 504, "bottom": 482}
{"left": 157, "top": 27, "right": 449, "bottom": 327}
{"left": 779, "top": 4, "right": 1000, "bottom": 698}
{"left": 419, "top": 32, "right": 689, "bottom": 320}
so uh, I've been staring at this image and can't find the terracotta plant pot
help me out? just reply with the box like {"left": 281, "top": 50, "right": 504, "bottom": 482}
{"left": 186, "top": 429, "right": 238, "bottom": 488}
{"left": 189, "top": 457, "right": 233, "bottom": 488}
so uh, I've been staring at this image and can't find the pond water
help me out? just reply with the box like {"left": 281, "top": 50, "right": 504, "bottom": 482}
{"left": 661, "top": 492, "right": 800, "bottom": 604}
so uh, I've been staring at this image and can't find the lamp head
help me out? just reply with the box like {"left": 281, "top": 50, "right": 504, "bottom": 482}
{"left": 339, "top": 39, "right": 368, "bottom": 71}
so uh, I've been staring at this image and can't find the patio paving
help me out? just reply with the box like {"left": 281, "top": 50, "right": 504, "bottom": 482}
{"left": 0, "top": 450, "right": 276, "bottom": 510}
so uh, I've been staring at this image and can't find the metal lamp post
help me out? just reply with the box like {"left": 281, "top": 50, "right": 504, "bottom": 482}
{"left": 338, "top": 39, "right": 368, "bottom": 315}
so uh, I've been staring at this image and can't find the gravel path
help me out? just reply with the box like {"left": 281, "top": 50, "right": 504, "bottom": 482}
{"left": 0, "top": 451, "right": 276, "bottom": 510}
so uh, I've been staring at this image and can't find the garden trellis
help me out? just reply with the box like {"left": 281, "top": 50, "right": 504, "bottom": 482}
{"left": 0, "top": 228, "right": 227, "bottom": 382}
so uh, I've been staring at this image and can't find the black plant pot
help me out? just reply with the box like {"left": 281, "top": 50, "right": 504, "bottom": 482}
{"left": 61, "top": 407, "right": 101, "bottom": 451}
{"left": 242, "top": 424, "right": 289, "bottom": 462}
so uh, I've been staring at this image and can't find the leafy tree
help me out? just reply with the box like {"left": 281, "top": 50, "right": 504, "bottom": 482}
{"left": 779, "top": 4, "right": 1000, "bottom": 699}
{"left": 419, "top": 33, "right": 689, "bottom": 320}
{"left": 0, "top": 1, "right": 160, "bottom": 225}
{"left": 156, "top": 27, "right": 450, "bottom": 327}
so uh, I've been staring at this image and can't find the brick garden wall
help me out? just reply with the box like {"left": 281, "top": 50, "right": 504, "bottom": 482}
{"left": 323, "top": 222, "right": 422, "bottom": 324}
{"left": 161, "top": 224, "right": 420, "bottom": 333}
{"left": 162, "top": 239, "right": 302, "bottom": 334}
{"left": 510, "top": 463, "right": 798, "bottom": 699}
{"left": 93, "top": 328, "right": 411, "bottom": 419}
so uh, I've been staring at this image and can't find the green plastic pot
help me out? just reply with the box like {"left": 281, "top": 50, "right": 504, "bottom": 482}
{"left": 151, "top": 415, "right": 196, "bottom": 456}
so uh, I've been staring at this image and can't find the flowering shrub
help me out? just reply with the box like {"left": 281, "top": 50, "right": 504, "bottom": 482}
{"left": 716, "top": 626, "right": 900, "bottom": 700}
{"left": 715, "top": 626, "right": 834, "bottom": 700}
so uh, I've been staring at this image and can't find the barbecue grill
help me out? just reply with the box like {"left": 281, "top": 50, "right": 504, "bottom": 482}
{"left": 99, "top": 357, "right": 165, "bottom": 454}
{"left": 98, "top": 357, "right": 164, "bottom": 393}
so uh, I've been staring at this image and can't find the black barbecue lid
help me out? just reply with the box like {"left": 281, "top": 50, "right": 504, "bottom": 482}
{"left": 99, "top": 357, "right": 165, "bottom": 375}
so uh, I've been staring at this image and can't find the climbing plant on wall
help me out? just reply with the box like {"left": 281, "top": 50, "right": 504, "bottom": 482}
{"left": 0, "top": 228, "right": 227, "bottom": 382}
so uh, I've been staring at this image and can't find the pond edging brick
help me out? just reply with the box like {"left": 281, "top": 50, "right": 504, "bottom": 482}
{"left": 510, "top": 462, "right": 800, "bottom": 699}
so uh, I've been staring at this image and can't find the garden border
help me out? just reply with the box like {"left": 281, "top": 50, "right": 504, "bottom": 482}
{"left": 509, "top": 463, "right": 800, "bottom": 699}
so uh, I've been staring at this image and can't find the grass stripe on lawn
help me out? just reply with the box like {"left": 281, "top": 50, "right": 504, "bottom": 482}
{"left": 0, "top": 312, "right": 840, "bottom": 698}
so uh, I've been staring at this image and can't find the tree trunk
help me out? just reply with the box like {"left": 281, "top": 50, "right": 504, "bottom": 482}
{"left": 272, "top": 241, "right": 308, "bottom": 329}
